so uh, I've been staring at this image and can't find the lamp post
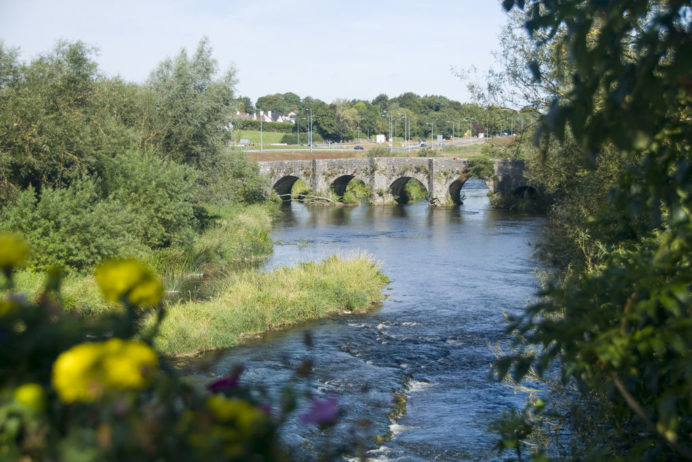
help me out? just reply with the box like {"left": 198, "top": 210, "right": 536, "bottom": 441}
{"left": 447, "top": 120, "right": 455, "bottom": 144}
{"left": 260, "top": 113, "right": 263, "bottom": 153}
{"left": 399, "top": 113, "right": 410, "bottom": 152}
{"left": 308, "top": 108, "right": 313, "bottom": 153}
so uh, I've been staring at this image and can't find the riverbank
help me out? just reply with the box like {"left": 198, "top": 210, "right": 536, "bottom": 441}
{"left": 152, "top": 254, "right": 390, "bottom": 356}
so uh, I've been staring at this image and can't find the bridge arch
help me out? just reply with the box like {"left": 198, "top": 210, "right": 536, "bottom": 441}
{"left": 273, "top": 175, "right": 303, "bottom": 202}
{"left": 389, "top": 177, "right": 428, "bottom": 204}
{"left": 447, "top": 178, "right": 468, "bottom": 206}
{"left": 512, "top": 185, "right": 538, "bottom": 199}
{"left": 331, "top": 175, "right": 356, "bottom": 197}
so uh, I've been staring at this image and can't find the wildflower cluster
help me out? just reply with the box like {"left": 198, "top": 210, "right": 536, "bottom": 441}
{"left": 52, "top": 338, "right": 158, "bottom": 402}
{"left": 0, "top": 234, "right": 289, "bottom": 460}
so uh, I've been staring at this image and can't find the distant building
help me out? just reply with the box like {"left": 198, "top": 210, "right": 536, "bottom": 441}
{"left": 375, "top": 134, "right": 387, "bottom": 144}
{"left": 233, "top": 110, "right": 295, "bottom": 124}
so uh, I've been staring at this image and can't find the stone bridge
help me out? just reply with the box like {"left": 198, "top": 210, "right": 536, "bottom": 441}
{"left": 258, "top": 157, "right": 532, "bottom": 206}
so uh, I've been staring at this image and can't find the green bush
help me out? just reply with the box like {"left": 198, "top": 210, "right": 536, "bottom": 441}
{"left": 279, "top": 132, "right": 324, "bottom": 145}
{"left": 467, "top": 158, "right": 494, "bottom": 180}
{"left": 417, "top": 147, "right": 437, "bottom": 157}
{"left": 367, "top": 145, "right": 392, "bottom": 157}
{"left": 199, "top": 151, "right": 269, "bottom": 206}
{"left": 102, "top": 150, "right": 199, "bottom": 248}
{"left": 0, "top": 182, "right": 146, "bottom": 272}
{"left": 233, "top": 120, "right": 295, "bottom": 133}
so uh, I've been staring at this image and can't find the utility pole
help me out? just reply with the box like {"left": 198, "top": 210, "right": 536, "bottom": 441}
{"left": 309, "top": 108, "right": 313, "bottom": 153}
{"left": 400, "top": 113, "right": 410, "bottom": 152}
{"left": 260, "top": 113, "right": 263, "bottom": 153}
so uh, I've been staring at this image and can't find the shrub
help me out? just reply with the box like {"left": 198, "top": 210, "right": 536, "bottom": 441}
{"left": 467, "top": 158, "right": 494, "bottom": 180}
{"left": 367, "top": 145, "right": 392, "bottom": 157}
{"left": 280, "top": 132, "right": 324, "bottom": 145}
{"left": 199, "top": 151, "right": 269, "bottom": 205}
{"left": 417, "top": 147, "right": 437, "bottom": 157}
{"left": 0, "top": 182, "right": 146, "bottom": 273}
{"left": 102, "top": 149, "right": 199, "bottom": 248}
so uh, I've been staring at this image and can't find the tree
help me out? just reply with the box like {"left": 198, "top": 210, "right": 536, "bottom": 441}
{"left": 142, "top": 38, "right": 236, "bottom": 171}
{"left": 300, "top": 98, "right": 338, "bottom": 141}
{"left": 495, "top": 1, "right": 692, "bottom": 459}
{"left": 332, "top": 99, "right": 358, "bottom": 141}
{"left": 372, "top": 93, "right": 389, "bottom": 111}
{"left": 0, "top": 41, "right": 124, "bottom": 199}
{"left": 235, "top": 96, "right": 255, "bottom": 113}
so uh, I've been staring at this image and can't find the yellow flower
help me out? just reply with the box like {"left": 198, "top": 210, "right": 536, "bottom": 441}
{"left": 207, "top": 395, "right": 267, "bottom": 428}
{"left": 206, "top": 395, "right": 269, "bottom": 457}
{"left": 14, "top": 383, "right": 46, "bottom": 412}
{"left": 52, "top": 338, "right": 159, "bottom": 403}
{"left": 0, "top": 233, "right": 30, "bottom": 271}
{"left": 0, "top": 298, "right": 18, "bottom": 316}
{"left": 95, "top": 259, "right": 163, "bottom": 306}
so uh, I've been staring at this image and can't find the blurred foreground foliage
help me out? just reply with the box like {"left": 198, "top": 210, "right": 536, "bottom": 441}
{"left": 492, "top": 1, "right": 692, "bottom": 460}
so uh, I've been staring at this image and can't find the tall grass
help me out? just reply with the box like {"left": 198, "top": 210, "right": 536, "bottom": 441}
{"left": 150, "top": 203, "right": 275, "bottom": 300}
{"left": 153, "top": 255, "right": 389, "bottom": 356}
{"left": 12, "top": 270, "right": 114, "bottom": 315}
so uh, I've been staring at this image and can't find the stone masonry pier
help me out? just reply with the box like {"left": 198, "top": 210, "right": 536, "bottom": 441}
{"left": 258, "top": 157, "right": 531, "bottom": 206}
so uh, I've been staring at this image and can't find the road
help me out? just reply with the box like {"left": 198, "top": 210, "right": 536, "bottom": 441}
{"left": 243, "top": 137, "right": 486, "bottom": 153}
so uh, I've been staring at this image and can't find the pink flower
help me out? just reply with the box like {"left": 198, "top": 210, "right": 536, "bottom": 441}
{"left": 206, "top": 376, "right": 239, "bottom": 392}
{"left": 207, "top": 366, "right": 244, "bottom": 393}
{"left": 300, "top": 396, "right": 339, "bottom": 426}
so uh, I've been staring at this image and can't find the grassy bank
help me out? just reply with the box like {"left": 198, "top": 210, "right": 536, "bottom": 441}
{"left": 12, "top": 203, "right": 278, "bottom": 314}
{"left": 153, "top": 255, "right": 389, "bottom": 356}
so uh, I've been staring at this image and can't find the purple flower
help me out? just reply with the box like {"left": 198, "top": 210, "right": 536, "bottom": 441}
{"left": 260, "top": 403, "right": 272, "bottom": 415}
{"left": 206, "top": 376, "right": 239, "bottom": 393}
{"left": 207, "top": 366, "right": 244, "bottom": 393}
{"left": 300, "top": 396, "right": 339, "bottom": 426}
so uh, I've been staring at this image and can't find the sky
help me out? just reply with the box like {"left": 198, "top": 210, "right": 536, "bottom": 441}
{"left": 0, "top": 0, "right": 510, "bottom": 104}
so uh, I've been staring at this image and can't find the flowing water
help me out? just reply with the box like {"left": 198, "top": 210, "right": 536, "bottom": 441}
{"left": 197, "top": 180, "right": 546, "bottom": 460}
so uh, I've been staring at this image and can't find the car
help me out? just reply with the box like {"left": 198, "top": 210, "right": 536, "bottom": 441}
{"left": 354, "top": 145, "right": 364, "bottom": 150}
{"left": 420, "top": 143, "right": 428, "bottom": 148}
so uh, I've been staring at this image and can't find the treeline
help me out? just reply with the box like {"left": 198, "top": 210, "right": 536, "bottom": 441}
{"left": 0, "top": 39, "right": 269, "bottom": 275}
{"left": 235, "top": 91, "right": 536, "bottom": 142}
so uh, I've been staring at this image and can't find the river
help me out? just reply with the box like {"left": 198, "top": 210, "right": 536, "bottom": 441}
{"left": 197, "top": 180, "right": 546, "bottom": 461}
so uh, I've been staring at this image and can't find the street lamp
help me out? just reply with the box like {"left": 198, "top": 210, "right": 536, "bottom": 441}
{"left": 399, "top": 113, "right": 410, "bottom": 152}
{"left": 447, "top": 120, "right": 455, "bottom": 143}
{"left": 307, "top": 108, "right": 313, "bottom": 153}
